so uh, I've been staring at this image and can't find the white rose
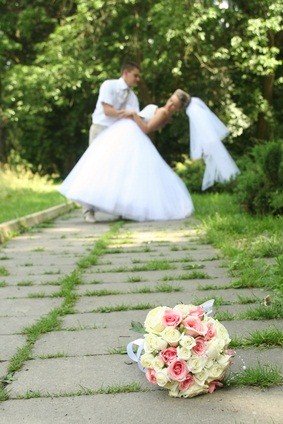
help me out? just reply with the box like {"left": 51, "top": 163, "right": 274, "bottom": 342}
{"left": 152, "top": 356, "right": 165, "bottom": 371}
{"left": 173, "top": 304, "right": 193, "bottom": 318}
{"left": 181, "top": 382, "right": 208, "bottom": 398}
{"left": 194, "top": 369, "right": 209, "bottom": 385}
{"left": 144, "top": 333, "right": 168, "bottom": 353}
{"left": 206, "top": 338, "right": 225, "bottom": 359}
{"left": 177, "top": 345, "right": 192, "bottom": 360}
{"left": 167, "top": 382, "right": 180, "bottom": 397}
{"left": 214, "top": 321, "right": 231, "bottom": 345}
{"left": 156, "top": 369, "right": 170, "bottom": 387}
{"left": 217, "top": 354, "right": 231, "bottom": 368}
{"left": 188, "top": 355, "right": 206, "bottom": 374}
{"left": 144, "top": 306, "right": 167, "bottom": 335}
{"left": 206, "top": 363, "right": 226, "bottom": 382}
{"left": 161, "top": 327, "right": 182, "bottom": 346}
{"left": 179, "top": 334, "right": 196, "bottom": 350}
{"left": 140, "top": 353, "right": 155, "bottom": 369}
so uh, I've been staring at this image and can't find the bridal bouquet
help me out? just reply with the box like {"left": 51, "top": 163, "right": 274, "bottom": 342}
{"left": 127, "top": 300, "right": 233, "bottom": 398}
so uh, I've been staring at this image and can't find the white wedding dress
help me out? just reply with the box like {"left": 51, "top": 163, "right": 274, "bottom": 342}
{"left": 59, "top": 106, "right": 194, "bottom": 221}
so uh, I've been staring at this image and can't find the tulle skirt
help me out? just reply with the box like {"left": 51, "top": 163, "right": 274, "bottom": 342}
{"left": 59, "top": 119, "right": 194, "bottom": 221}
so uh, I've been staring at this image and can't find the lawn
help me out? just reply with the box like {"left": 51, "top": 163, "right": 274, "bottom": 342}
{"left": 0, "top": 166, "right": 66, "bottom": 224}
{"left": 192, "top": 192, "right": 283, "bottom": 297}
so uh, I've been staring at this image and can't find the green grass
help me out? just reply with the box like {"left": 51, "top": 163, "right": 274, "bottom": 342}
{"left": 162, "top": 271, "right": 211, "bottom": 281}
{"left": 0, "top": 266, "right": 9, "bottom": 276}
{"left": 27, "top": 292, "right": 48, "bottom": 299}
{"left": 230, "top": 327, "right": 283, "bottom": 348}
{"left": 0, "top": 165, "right": 65, "bottom": 223}
{"left": 240, "top": 303, "right": 283, "bottom": 320}
{"left": 214, "top": 310, "right": 235, "bottom": 321}
{"left": 0, "top": 281, "right": 7, "bottom": 287}
{"left": 18, "top": 382, "right": 144, "bottom": 400}
{"left": 132, "top": 283, "right": 182, "bottom": 294}
{"left": 193, "top": 193, "right": 282, "bottom": 296}
{"left": 92, "top": 303, "right": 155, "bottom": 313}
{"left": 105, "top": 260, "right": 177, "bottom": 273}
{"left": 198, "top": 283, "right": 229, "bottom": 291}
{"left": 84, "top": 289, "right": 122, "bottom": 297}
{"left": 127, "top": 276, "right": 143, "bottom": 283}
{"left": 17, "top": 281, "right": 33, "bottom": 286}
{"left": 226, "top": 364, "right": 282, "bottom": 388}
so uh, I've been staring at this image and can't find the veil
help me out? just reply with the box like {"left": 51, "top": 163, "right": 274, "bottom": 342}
{"left": 186, "top": 98, "right": 240, "bottom": 190}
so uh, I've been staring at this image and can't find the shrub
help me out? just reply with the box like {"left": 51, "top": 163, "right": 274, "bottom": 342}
{"left": 174, "top": 155, "right": 237, "bottom": 193}
{"left": 235, "top": 141, "right": 283, "bottom": 215}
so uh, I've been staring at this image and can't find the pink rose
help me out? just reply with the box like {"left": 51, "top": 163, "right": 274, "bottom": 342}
{"left": 205, "top": 323, "right": 216, "bottom": 341}
{"left": 160, "top": 347, "right": 178, "bottom": 365}
{"left": 192, "top": 337, "right": 207, "bottom": 356}
{"left": 183, "top": 316, "right": 207, "bottom": 337}
{"left": 179, "top": 373, "right": 195, "bottom": 391}
{"left": 167, "top": 359, "right": 188, "bottom": 382}
{"left": 146, "top": 368, "right": 157, "bottom": 385}
{"left": 226, "top": 349, "right": 236, "bottom": 356}
{"left": 162, "top": 309, "right": 182, "bottom": 327}
{"left": 188, "top": 305, "right": 204, "bottom": 319}
{"left": 208, "top": 380, "right": 223, "bottom": 393}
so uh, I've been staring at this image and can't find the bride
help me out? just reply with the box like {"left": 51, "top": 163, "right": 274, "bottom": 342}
{"left": 59, "top": 89, "right": 239, "bottom": 221}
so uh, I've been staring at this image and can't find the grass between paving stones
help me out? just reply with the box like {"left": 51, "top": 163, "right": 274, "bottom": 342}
{"left": 225, "top": 364, "right": 283, "bottom": 388}
{"left": 92, "top": 303, "right": 156, "bottom": 313}
{"left": 17, "top": 383, "right": 145, "bottom": 400}
{"left": 100, "top": 259, "right": 177, "bottom": 273}
{"left": 193, "top": 193, "right": 282, "bottom": 303}
{"left": 162, "top": 271, "right": 212, "bottom": 281}
{"left": 230, "top": 327, "right": 283, "bottom": 348}
{"left": 0, "top": 222, "right": 123, "bottom": 401}
{"left": 0, "top": 266, "right": 9, "bottom": 276}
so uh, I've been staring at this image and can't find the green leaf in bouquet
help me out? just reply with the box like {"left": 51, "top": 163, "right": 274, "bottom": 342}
{"left": 130, "top": 321, "right": 146, "bottom": 334}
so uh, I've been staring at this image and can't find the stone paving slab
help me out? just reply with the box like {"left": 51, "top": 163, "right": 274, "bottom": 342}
{"left": 33, "top": 320, "right": 283, "bottom": 358}
{"left": 0, "top": 274, "right": 61, "bottom": 286}
{"left": 0, "top": 334, "right": 25, "bottom": 360}
{"left": 8, "top": 348, "right": 282, "bottom": 398}
{"left": 1, "top": 388, "right": 282, "bottom": 424}
{"left": 76, "top": 280, "right": 207, "bottom": 294}
{"left": 8, "top": 355, "right": 148, "bottom": 397}
{"left": 33, "top": 328, "right": 132, "bottom": 357}
{"left": 0, "top": 316, "right": 39, "bottom": 335}
{"left": 0, "top": 361, "right": 9, "bottom": 378}
{"left": 61, "top": 304, "right": 261, "bottom": 329}
{"left": 0, "top": 298, "right": 61, "bottom": 317}
{"left": 90, "top": 262, "right": 227, "bottom": 277}
{"left": 0, "top": 285, "right": 59, "bottom": 299}
{"left": 75, "top": 289, "right": 268, "bottom": 312}
{"left": 81, "top": 269, "right": 226, "bottom": 284}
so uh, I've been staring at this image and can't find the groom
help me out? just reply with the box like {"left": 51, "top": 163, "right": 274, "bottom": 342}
{"left": 83, "top": 61, "right": 141, "bottom": 222}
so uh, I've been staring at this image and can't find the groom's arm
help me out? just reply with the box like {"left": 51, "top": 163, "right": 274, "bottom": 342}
{"left": 102, "top": 103, "right": 129, "bottom": 118}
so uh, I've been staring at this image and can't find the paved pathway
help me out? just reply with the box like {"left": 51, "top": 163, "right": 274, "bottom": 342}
{"left": 0, "top": 210, "right": 282, "bottom": 423}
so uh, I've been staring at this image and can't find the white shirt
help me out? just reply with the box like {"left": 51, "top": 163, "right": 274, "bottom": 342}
{"left": 92, "top": 77, "right": 139, "bottom": 126}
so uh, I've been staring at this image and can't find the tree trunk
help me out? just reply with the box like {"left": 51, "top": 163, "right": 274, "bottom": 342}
{"left": 257, "top": 73, "right": 275, "bottom": 140}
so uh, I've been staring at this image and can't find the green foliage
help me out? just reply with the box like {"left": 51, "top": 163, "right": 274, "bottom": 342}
{"left": 235, "top": 140, "right": 283, "bottom": 215}
{"left": 0, "top": 1, "right": 282, "bottom": 175}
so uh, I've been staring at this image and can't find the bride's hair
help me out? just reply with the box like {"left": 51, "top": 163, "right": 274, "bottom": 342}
{"left": 174, "top": 89, "right": 191, "bottom": 108}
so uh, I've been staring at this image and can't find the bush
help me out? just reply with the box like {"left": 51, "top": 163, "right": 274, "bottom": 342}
{"left": 174, "top": 155, "right": 204, "bottom": 192}
{"left": 235, "top": 141, "right": 283, "bottom": 215}
{"left": 174, "top": 155, "right": 236, "bottom": 193}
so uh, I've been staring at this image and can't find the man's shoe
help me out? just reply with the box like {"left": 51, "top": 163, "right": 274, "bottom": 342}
{"left": 83, "top": 210, "right": 96, "bottom": 223}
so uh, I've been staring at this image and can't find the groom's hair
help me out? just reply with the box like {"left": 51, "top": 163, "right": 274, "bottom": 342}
{"left": 121, "top": 61, "right": 140, "bottom": 73}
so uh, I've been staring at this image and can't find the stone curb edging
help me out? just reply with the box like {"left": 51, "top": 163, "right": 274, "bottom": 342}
{"left": 0, "top": 202, "right": 76, "bottom": 243}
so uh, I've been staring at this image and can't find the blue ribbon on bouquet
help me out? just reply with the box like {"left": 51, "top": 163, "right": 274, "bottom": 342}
{"left": 126, "top": 299, "right": 215, "bottom": 373}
